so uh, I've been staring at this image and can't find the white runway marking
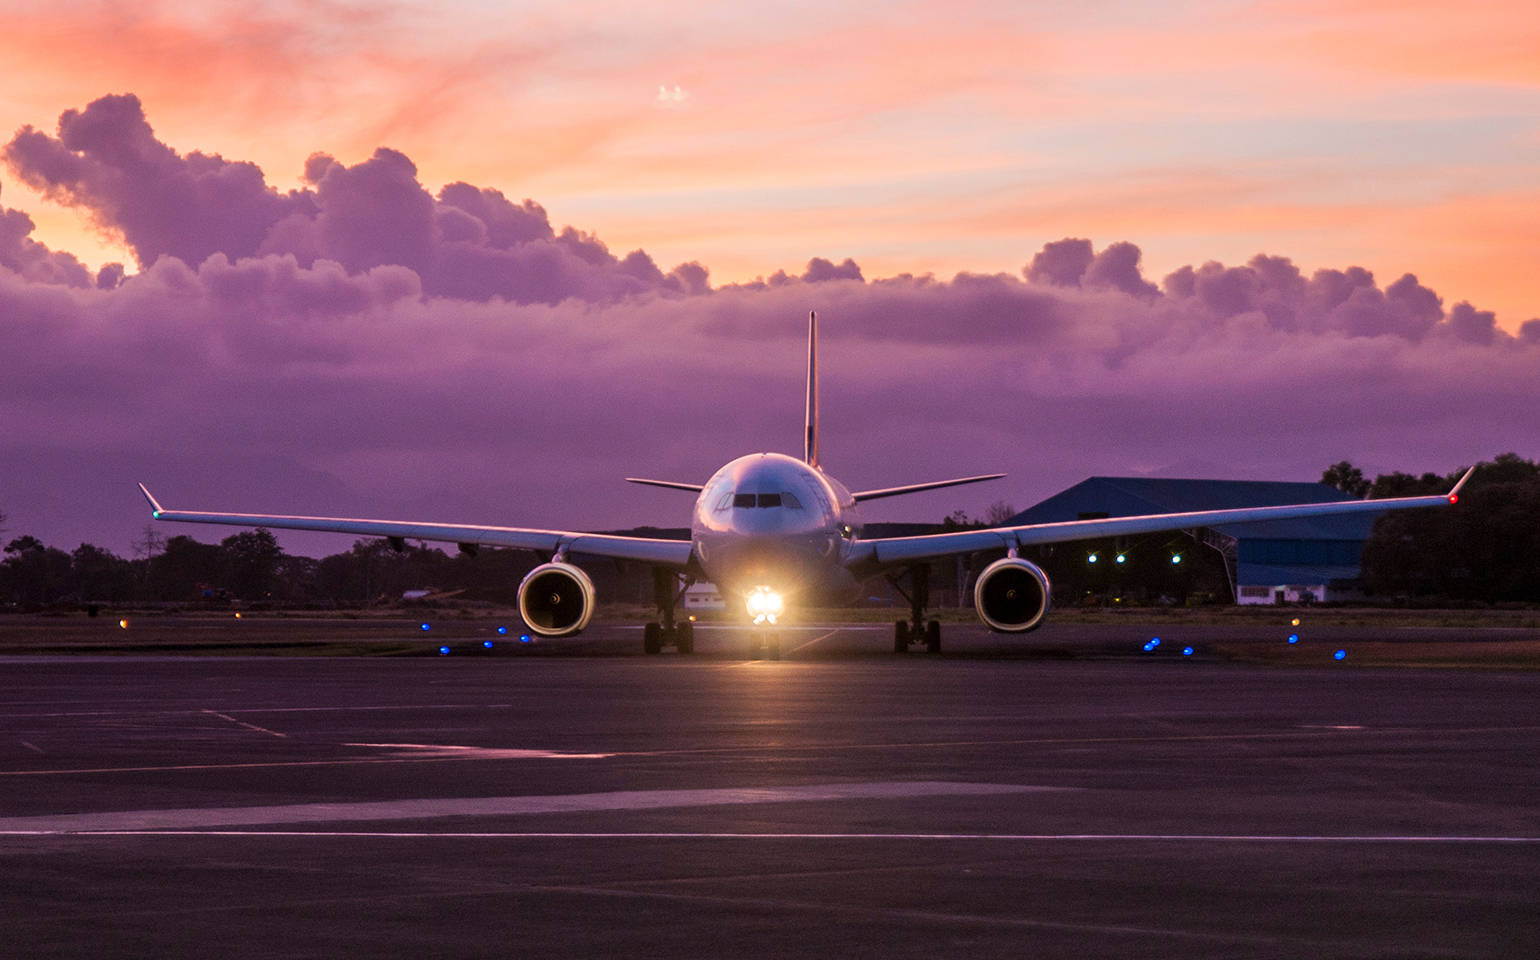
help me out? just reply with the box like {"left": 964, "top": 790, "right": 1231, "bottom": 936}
{"left": 345, "top": 743, "right": 614, "bottom": 760}
{"left": 10, "top": 724, "right": 1540, "bottom": 779}
{"left": 0, "top": 781, "right": 1051, "bottom": 834}
{"left": 203, "top": 710, "right": 287, "bottom": 738}
{"left": 0, "top": 703, "right": 514, "bottom": 719}
{"left": 783, "top": 630, "right": 839, "bottom": 657}
{"left": 7, "top": 830, "right": 1538, "bottom": 844}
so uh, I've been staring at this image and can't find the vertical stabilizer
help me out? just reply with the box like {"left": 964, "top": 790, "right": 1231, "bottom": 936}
{"left": 804, "top": 310, "right": 819, "bottom": 468}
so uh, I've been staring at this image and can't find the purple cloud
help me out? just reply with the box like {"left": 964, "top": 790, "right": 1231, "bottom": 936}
{"left": 1083, "top": 241, "right": 1158, "bottom": 298}
{"left": 0, "top": 190, "right": 94, "bottom": 287}
{"left": 3, "top": 95, "right": 707, "bottom": 307}
{"left": 1025, "top": 237, "right": 1093, "bottom": 287}
{"left": 802, "top": 257, "right": 864, "bottom": 283}
{"left": 4, "top": 94, "right": 313, "bottom": 268}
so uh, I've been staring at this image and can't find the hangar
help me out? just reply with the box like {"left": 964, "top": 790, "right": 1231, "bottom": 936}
{"left": 1006, "top": 477, "right": 1381, "bottom": 604}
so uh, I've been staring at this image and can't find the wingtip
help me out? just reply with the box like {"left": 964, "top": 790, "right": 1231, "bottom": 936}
{"left": 137, "top": 482, "right": 164, "bottom": 517}
{"left": 1447, "top": 465, "right": 1477, "bottom": 503}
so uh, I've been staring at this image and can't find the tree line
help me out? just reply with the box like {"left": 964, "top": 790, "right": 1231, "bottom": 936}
{"left": 3, "top": 453, "right": 1537, "bottom": 609}
{"left": 1, "top": 528, "right": 546, "bottom": 610}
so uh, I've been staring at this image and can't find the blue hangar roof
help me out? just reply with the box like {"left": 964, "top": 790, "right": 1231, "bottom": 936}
{"left": 1007, "top": 476, "right": 1384, "bottom": 541}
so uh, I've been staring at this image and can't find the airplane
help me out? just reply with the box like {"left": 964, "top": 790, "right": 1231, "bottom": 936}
{"left": 138, "top": 312, "right": 1473, "bottom": 657}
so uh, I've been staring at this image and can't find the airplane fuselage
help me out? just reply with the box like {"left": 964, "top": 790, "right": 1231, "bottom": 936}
{"left": 691, "top": 453, "right": 863, "bottom": 605}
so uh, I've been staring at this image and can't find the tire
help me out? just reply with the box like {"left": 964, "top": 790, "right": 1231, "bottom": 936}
{"left": 894, "top": 620, "right": 909, "bottom": 654}
{"left": 925, "top": 620, "right": 941, "bottom": 654}
{"left": 676, "top": 621, "right": 694, "bottom": 654}
{"left": 643, "top": 622, "right": 661, "bottom": 655}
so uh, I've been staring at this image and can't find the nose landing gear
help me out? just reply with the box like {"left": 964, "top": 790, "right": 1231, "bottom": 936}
{"left": 746, "top": 629, "right": 780, "bottom": 660}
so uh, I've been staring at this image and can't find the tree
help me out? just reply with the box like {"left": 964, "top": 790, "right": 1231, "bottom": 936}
{"left": 1321, "top": 461, "right": 1370, "bottom": 498}
{"left": 940, "top": 510, "right": 981, "bottom": 531}
{"left": 3, "top": 536, "right": 73, "bottom": 606}
{"left": 983, "top": 501, "right": 1017, "bottom": 526}
{"left": 220, "top": 529, "right": 284, "bottom": 602}
{"left": 1361, "top": 454, "right": 1540, "bottom": 602}
{"left": 148, "top": 535, "right": 226, "bottom": 601}
{"left": 71, "top": 543, "right": 137, "bottom": 602}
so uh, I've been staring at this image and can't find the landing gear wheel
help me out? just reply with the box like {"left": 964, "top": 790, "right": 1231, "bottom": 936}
{"left": 925, "top": 620, "right": 941, "bottom": 654}
{"left": 675, "top": 621, "right": 694, "bottom": 654}
{"left": 893, "top": 620, "right": 910, "bottom": 654}
{"left": 643, "top": 622, "right": 662, "bottom": 655}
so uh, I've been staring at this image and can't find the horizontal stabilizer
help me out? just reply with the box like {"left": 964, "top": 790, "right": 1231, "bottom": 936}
{"left": 851, "top": 474, "right": 1006, "bottom": 503}
{"left": 625, "top": 478, "right": 705, "bottom": 493}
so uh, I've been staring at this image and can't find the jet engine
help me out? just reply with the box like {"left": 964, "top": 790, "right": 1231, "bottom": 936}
{"left": 973, "top": 557, "right": 1052, "bottom": 633}
{"left": 517, "top": 562, "right": 596, "bottom": 637}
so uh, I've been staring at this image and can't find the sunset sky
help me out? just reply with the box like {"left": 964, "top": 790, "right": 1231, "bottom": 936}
{"left": 2, "top": 0, "right": 1537, "bottom": 556}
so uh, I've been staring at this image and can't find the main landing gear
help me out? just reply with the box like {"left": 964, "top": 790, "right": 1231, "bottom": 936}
{"left": 643, "top": 567, "right": 695, "bottom": 655}
{"left": 889, "top": 564, "right": 941, "bottom": 654}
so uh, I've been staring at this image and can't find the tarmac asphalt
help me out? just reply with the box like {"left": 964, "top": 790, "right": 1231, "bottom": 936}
{"left": 3, "top": 622, "right": 1539, "bottom": 958}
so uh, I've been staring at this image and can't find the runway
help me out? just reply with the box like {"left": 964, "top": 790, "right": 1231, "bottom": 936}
{"left": 3, "top": 639, "right": 1539, "bottom": 957}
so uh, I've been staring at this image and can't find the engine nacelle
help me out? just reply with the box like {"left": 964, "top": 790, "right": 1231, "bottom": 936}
{"left": 973, "top": 557, "right": 1052, "bottom": 633}
{"left": 517, "top": 562, "right": 596, "bottom": 637}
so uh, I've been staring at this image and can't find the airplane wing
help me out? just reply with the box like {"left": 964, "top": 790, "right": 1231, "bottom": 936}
{"left": 853, "top": 467, "right": 1475, "bottom": 566}
{"left": 137, "top": 484, "right": 694, "bottom": 567}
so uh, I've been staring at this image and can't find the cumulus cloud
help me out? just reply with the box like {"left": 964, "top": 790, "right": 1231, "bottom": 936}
{"left": 4, "top": 94, "right": 314, "bottom": 269}
{"left": 1025, "top": 237, "right": 1093, "bottom": 287}
{"left": 0, "top": 195, "right": 94, "bottom": 287}
{"left": 3, "top": 94, "right": 706, "bottom": 306}
{"left": 1, "top": 94, "right": 1535, "bottom": 557}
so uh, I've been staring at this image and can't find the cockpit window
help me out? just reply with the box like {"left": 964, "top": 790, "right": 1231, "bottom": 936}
{"left": 714, "top": 492, "right": 734, "bottom": 512}
{"left": 730, "top": 491, "right": 800, "bottom": 508}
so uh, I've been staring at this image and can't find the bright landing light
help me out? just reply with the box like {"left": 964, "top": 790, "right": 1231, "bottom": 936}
{"left": 746, "top": 586, "right": 784, "bottom": 625}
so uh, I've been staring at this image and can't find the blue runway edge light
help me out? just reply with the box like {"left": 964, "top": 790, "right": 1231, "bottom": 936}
{"left": 497, "top": 626, "right": 508, "bottom": 635}
{"left": 420, "top": 623, "right": 431, "bottom": 632}
{"left": 519, "top": 634, "right": 532, "bottom": 644}
{"left": 1288, "top": 633, "right": 1299, "bottom": 644}
{"left": 1182, "top": 646, "right": 1194, "bottom": 656}
{"left": 438, "top": 645, "right": 450, "bottom": 655}
{"left": 1334, "top": 649, "right": 1347, "bottom": 661}
{"left": 482, "top": 640, "right": 494, "bottom": 649}
{"left": 1142, "top": 642, "right": 1154, "bottom": 652}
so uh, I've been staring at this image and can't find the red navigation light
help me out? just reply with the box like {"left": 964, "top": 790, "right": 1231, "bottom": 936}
{"left": 1449, "top": 494, "right": 1459, "bottom": 504}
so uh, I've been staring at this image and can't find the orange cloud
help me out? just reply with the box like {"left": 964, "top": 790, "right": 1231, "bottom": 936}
{"left": 2, "top": 0, "right": 1534, "bottom": 328}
